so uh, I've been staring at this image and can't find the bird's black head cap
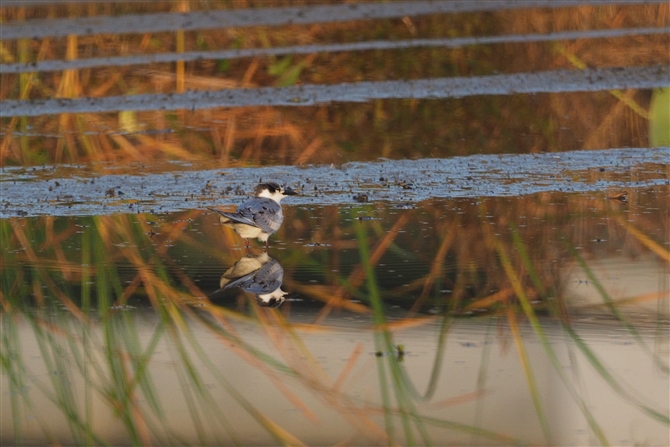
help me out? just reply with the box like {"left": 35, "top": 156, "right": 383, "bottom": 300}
{"left": 255, "top": 182, "right": 281, "bottom": 195}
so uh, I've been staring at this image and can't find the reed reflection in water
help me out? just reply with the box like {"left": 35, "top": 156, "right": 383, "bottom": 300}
{"left": 2, "top": 187, "right": 668, "bottom": 446}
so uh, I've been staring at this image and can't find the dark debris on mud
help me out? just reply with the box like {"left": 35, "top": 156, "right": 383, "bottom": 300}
{"left": 1, "top": 147, "right": 668, "bottom": 218}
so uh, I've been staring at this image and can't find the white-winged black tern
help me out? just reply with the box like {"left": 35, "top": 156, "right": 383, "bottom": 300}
{"left": 208, "top": 182, "right": 297, "bottom": 248}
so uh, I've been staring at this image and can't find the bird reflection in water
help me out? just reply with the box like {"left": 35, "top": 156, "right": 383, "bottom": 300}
{"left": 217, "top": 252, "right": 287, "bottom": 308}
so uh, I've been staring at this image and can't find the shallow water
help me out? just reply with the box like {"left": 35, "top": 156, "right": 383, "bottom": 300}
{"left": 3, "top": 314, "right": 667, "bottom": 446}
{"left": 3, "top": 186, "right": 669, "bottom": 445}
{"left": 1, "top": 1, "right": 669, "bottom": 445}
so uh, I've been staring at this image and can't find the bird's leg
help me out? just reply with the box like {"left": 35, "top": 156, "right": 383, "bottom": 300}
{"left": 245, "top": 239, "right": 250, "bottom": 254}
{"left": 265, "top": 240, "right": 269, "bottom": 253}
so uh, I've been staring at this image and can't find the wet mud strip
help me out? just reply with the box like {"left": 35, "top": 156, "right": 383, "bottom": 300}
{"left": 1, "top": 147, "right": 668, "bottom": 218}
{"left": 3, "top": 26, "right": 668, "bottom": 74}
{"left": 2, "top": 66, "right": 668, "bottom": 117}
{"left": 3, "top": 0, "right": 658, "bottom": 40}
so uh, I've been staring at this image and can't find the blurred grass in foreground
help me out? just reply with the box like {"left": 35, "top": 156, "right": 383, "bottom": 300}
{"left": 1, "top": 187, "right": 668, "bottom": 445}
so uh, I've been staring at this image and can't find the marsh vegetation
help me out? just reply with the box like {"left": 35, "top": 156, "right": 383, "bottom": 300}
{"left": 1, "top": 1, "right": 668, "bottom": 445}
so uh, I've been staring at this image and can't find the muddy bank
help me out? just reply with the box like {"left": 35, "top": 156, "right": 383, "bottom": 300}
{"left": 1, "top": 147, "right": 668, "bottom": 218}
{"left": 2, "top": 66, "right": 668, "bottom": 118}
{"left": 3, "top": 0, "right": 641, "bottom": 39}
{"left": 4, "top": 27, "right": 667, "bottom": 74}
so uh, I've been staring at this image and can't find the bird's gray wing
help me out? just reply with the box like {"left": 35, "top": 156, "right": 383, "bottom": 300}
{"left": 219, "top": 254, "right": 268, "bottom": 289}
{"left": 227, "top": 259, "right": 284, "bottom": 295}
{"left": 208, "top": 207, "right": 257, "bottom": 227}
{"left": 236, "top": 198, "right": 284, "bottom": 234}
{"left": 222, "top": 271, "right": 259, "bottom": 291}
{"left": 246, "top": 259, "right": 284, "bottom": 294}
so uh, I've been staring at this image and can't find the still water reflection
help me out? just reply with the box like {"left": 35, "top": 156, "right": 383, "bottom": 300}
{"left": 2, "top": 187, "right": 668, "bottom": 446}
{"left": 217, "top": 252, "right": 287, "bottom": 308}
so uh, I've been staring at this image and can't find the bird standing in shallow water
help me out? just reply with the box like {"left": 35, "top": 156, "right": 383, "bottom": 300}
{"left": 208, "top": 182, "right": 297, "bottom": 249}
